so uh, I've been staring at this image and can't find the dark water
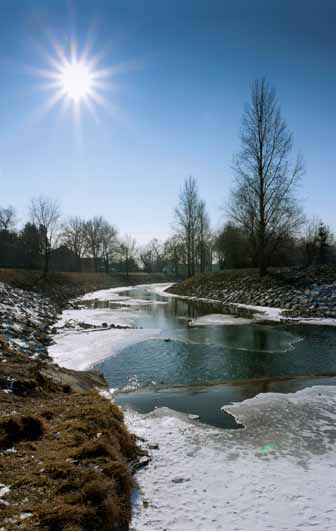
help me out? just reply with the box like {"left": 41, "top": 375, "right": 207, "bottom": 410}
{"left": 93, "top": 285, "right": 336, "bottom": 428}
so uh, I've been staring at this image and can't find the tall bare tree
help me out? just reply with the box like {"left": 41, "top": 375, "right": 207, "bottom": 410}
{"left": 62, "top": 217, "right": 86, "bottom": 271}
{"left": 196, "top": 200, "right": 211, "bottom": 273}
{"left": 100, "top": 220, "right": 118, "bottom": 273}
{"left": 175, "top": 176, "right": 200, "bottom": 276}
{"left": 84, "top": 217, "right": 104, "bottom": 272}
{"left": 119, "top": 234, "right": 136, "bottom": 278}
{"left": 229, "top": 78, "right": 304, "bottom": 276}
{"left": 30, "top": 196, "right": 61, "bottom": 274}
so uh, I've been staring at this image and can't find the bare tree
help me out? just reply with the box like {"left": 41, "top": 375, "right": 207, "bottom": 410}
{"left": 0, "top": 205, "right": 16, "bottom": 231}
{"left": 164, "top": 234, "right": 186, "bottom": 277}
{"left": 196, "top": 200, "right": 211, "bottom": 273}
{"left": 301, "top": 218, "right": 334, "bottom": 266}
{"left": 101, "top": 220, "right": 118, "bottom": 273}
{"left": 84, "top": 217, "right": 104, "bottom": 272}
{"left": 215, "top": 222, "right": 251, "bottom": 269}
{"left": 119, "top": 234, "right": 136, "bottom": 278}
{"left": 229, "top": 78, "right": 304, "bottom": 276}
{"left": 30, "top": 196, "right": 61, "bottom": 274}
{"left": 62, "top": 217, "right": 86, "bottom": 271}
{"left": 140, "top": 238, "right": 164, "bottom": 273}
{"left": 175, "top": 176, "right": 200, "bottom": 277}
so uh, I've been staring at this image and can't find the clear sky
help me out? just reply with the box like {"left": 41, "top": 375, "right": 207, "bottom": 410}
{"left": 0, "top": 0, "right": 335, "bottom": 243}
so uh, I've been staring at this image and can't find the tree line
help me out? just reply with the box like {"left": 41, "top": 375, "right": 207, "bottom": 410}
{"left": 0, "top": 198, "right": 138, "bottom": 275}
{"left": 1, "top": 78, "right": 334, "bottom": 277}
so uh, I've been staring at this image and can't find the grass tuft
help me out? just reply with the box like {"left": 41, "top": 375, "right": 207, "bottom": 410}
{"left": 0, "top": 414, "right": 45, "bottom": 447}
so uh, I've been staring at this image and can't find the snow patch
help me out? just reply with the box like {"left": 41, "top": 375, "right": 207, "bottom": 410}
{"left": 190, "top": 313, "right": 252, "bottom": 327}
{"left": 127, "top": 385, "right": 336, "bottom": 531}
{"left": 49, "top": 327, "right": 161, "bottom": 370}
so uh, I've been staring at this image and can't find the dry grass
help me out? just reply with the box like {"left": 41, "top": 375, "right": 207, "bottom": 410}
{"left": 0, "top": 390, "right": 141, "bottom": 530}
{"left": 0, "top": 268, "right": 176, "bottom": 299}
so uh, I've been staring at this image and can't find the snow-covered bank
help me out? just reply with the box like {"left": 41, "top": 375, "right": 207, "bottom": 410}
{"left": 158, "top": 283, "right": 336, "bottom": 326}
{"left": 166, "top": 267, "right": 336, "bottom": 322}
{"left": 49, "top": 285, "right": 165, "bottom": 370}
{"left": 128, "top": 386, "right": 336, "bottom": 531}
{"left": 82, "top": 283, "right": 170, "bottom": 305}
{"left": 49, "top": 327, "right": 161, "bottom": 371}
{"left": 0, "top": 281, "right": 57, "bottom": 360}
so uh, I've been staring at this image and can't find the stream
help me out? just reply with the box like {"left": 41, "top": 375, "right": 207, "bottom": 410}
{"left": 75, "top": 283, "right": 336, "bottom": 429}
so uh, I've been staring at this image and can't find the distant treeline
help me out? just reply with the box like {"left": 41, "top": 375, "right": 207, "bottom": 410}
{"left": 0, "top": 202, "right": 140, "bottom": 275}
{"left": 1, "top": 78, "right": 334, "bottom": 277}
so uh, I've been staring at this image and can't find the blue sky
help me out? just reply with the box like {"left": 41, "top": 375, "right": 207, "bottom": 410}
{"left": 0, "top": 0, "right": 335, "bottom": 243}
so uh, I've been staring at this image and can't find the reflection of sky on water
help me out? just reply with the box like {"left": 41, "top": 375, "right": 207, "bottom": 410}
{"left": 92, "top": 285, "right": 336, "bottom": 428}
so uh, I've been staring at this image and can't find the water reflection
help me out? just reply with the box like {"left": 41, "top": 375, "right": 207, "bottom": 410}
{"left": 91, "top": 285, "right": 336, "bottom": 428}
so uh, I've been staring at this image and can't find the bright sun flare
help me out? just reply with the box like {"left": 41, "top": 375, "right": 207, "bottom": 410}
{"left": 35, "top": 38, "right": 117, "bottom": 122}
{"left": 60, "top": 60, "right": 93, "bottom": 102}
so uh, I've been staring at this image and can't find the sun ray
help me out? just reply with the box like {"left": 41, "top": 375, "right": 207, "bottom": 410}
{"left": 32, "top": 35, "right": 119, "bottom": 123}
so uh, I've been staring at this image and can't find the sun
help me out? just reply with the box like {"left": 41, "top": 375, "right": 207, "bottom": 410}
{"left": 60, "top": 60, "right": 93, "bottom": 103}
{"left": 33, "top": 37, "right": 118, "bottom": 122}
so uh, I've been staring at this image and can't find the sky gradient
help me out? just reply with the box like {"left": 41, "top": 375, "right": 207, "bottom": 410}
{"left": 0, "top": 0, "right": 335, "bottom": 243}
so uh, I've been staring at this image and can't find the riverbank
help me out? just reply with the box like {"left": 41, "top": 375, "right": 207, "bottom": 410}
{"left": 166, "top": 266, "right": 336, "bottom": 322}
{"left": 48, "top": 283, "right": 336, "bottom": 531}
{"left": 4, "top": 278, "right": 336, "bottom": 530}
{"left": 0, "top": 273, "right": 152, "bottom": 530}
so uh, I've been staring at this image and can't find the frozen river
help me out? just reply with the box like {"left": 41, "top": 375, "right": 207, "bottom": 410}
{"left": 49, "top": 283, "right": 336, "bottom": 530}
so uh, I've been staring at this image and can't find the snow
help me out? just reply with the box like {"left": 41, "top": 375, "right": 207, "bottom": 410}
{"left": 49, "top": 327, "right": 161, "bottom": 370}
{"left": 233, "top": 303, "right": 283, "bottom": 322}
{"left": 295, "top": 317, "right": 336, "bottom": 327}
{"left": 50, "top": 283, "right": 336, "bottom": 530}
{"left": 190, "top": 313, "right": 252, "bottom": 326}
{"left": 0, "top": 484, "right": 10, "bottom": 506}
{"left": 81, "top": 284, "right": 169, "bottom": 305}
{"left": 234, "top": 303, "right": 336, "bottom": 327}
{"left": 127, "top": 386, "right": 336, "bottom": 531}
{"left": 49, "top": 287, "right": 166, "bottom": 369}
{"left": 55, "top": 307, "right": 139, "bottom": 329}
{"left": 0, "top": 484, "right": 10, "bottom": 498}
{"left": 154, "top": 283, "right": 336, "bottom": 327}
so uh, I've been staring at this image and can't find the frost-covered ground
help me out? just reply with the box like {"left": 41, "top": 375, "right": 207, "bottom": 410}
{"left": 49, "top": 283, "right": 336, "bottom": 530}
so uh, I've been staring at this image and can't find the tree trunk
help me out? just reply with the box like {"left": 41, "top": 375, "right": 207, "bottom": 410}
{"left": 43, "top": 235, "right": 49, "bottom": 275}
{"left": 43, "top": 251, "right": 49, "bottom": 275}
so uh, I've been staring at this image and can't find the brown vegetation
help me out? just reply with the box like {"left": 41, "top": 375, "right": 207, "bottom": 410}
{"left": 0, "top": 269, "right": 176, "bottom": 307}
{"left": 0, "top": 390, "right": 141, "bottom": 530}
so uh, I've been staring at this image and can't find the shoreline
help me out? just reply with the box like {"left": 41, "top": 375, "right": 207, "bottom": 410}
{"left": 155, "top": 282, "right": 336, "bottom": 327}
{"left": 0, "top": 275, "right": 150, "bottom": 531}
{"left": 165, "top": 267, "right": 336, "bottom": 324}
{"left": 3, "top": 277, "right": 336, "bottom": 530}
{"left": 48, "top": 281, "right": 336, "bottom": 530}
